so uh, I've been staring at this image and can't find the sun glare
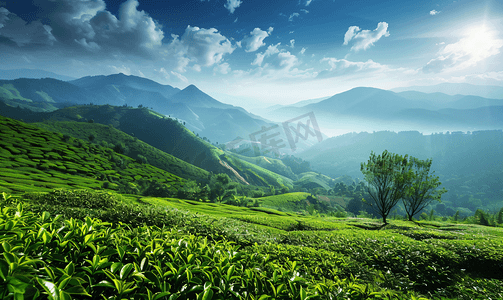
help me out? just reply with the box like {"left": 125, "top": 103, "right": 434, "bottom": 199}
{"left": 462, "top": 25, "right": 497, "bottom": 58}
{"left": 440, "top": 24, "right": 503, "bottom": 70}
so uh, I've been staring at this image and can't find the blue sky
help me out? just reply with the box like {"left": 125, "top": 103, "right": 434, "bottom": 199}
{"left": 1, "top": 0, "right": 503, "bottom": 107}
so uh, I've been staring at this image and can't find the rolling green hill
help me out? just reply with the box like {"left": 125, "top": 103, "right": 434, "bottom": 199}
{"left": 33, "top": 120, "right": 211, "bottom": 183}
{"left": 0, "top": 104, "right": 294, "bottom": 188}
{"left": 0, "top": 115, "right": 186, "bottom": 194}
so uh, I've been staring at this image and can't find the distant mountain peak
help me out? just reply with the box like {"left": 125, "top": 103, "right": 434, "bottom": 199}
{"left": 183, "top": 84, "right": 201, "bottom": 91}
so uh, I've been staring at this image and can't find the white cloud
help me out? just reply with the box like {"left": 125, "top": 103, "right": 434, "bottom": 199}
{"left": 301, "top": 9, "right": 309, "bottom": 14}
{"left": 422, "top": 26, "right": 503, "bottom": 73}
{"left": 0, "top": 7, "right": 56, "bottom": 46}
{"left": 214, "top": 62, "right": 231, "bottom": 74}
{"left": 343, "top": 26, "right": 360, "bottom": 45}
{"left": 289, "top": 39, "right": 295, "bottom": 48}
{"left": 74, "top": 38, "right": 100, "bottom": 51}
{"left": 0, "top": 0, "right": 164, "bottom": 56}
{"left": 170, "top": 26, "right": 236, "bottom": 70}
{"left": 430, "top": 10, "right": 440, "bottom": 16}
{"left": 193, "top": 64, "right": 202, "bottom": 72}
{"left": 109, "top": 65, "right": 132, "bottom": 75}
{"left": 343, "top": 22, "right": 390, "bottom": 51}
{"left": 305, "top": 0, "right": 313, "bottom": 6}
{"left": 318, "top": 58, "right": 389, "bottom": 77}
{"left": 252, "top": 43, "right": 281, "bottom": 66}
{"left": 241, "top": 27, "right": 273, "bottom": 52}
{"left": 171, "top": 71, "right": 188, "bottom": 83}
{"left": 277, "top": 51, "right": 298, "bottom": 70}
{"left": 156, "top": 67, "right": 171, "bottom": 80}
{"left": 225, "top": 0, "right": 242, "bottom": 14}
{"left": 289, "top": 13, "right": 300, "bottom": 22}
{"left": 299, "top": 47, "right": 306, "bottom": 55}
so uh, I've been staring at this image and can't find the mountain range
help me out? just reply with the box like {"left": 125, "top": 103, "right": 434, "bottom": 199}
{"left": 392, "top": 83, "right": 503, "bottom": 99}
{"left": 260, "top": 87, "right": 503, "bottom": 135}
{"left": 0, "top": 73, "right": 275, "bottom": 143}
{"left": 1, "top": 70, "right": 502, "bottom": 146}
{"left": 0, "top": 68, "right": 76, "bottom": 81}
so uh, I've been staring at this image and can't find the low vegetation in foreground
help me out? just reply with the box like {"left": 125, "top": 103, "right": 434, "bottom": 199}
{"left": 1, "top": 190, "right": 503, "bottom": 300}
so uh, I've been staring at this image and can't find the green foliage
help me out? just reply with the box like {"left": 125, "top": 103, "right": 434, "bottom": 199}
{"left": 2, "top": 189, "right": 503, "bottom": 299}
{"left": 24, "top": 189, "right": 119, "bottom": 209}
{"left": 209, "top": 173, "right": 237, "bottom": 203}
{"left": 361, "top": 150, "right": 411, "bottom": 224}
{"left": 0, "top": 115, "right": 188, "bottom": 195}
{"left": 403, "top": 157, "right": 447, "bottom": 221}
{"left": 257, "top": 192, "right": 311, "bottom": 212}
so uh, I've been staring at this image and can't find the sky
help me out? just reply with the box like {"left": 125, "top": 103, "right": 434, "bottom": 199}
{"left": 1, "top": 0, "right": 503, "bottom": 108}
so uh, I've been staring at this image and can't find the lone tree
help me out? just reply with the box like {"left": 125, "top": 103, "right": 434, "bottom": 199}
{"left": 402, "top": 157, "right": 447, "bottom": 221}
{"left": 361, "top": 150, "right": 411, "bottom": 224}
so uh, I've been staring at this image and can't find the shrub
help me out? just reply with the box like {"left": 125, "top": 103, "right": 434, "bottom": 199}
{"left": 23, "top": 189, "right": 119, "bottom": 209}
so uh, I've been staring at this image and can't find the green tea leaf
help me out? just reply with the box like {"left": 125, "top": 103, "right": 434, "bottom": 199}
{"left": 120, "top": 263, "right": 134, "bottom": 280}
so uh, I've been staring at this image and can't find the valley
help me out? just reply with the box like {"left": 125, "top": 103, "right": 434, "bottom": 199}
{"left": 1, "top": 72, "right": 503, "bottom": 299}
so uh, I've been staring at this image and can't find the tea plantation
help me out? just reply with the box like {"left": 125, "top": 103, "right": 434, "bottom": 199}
{"left": 1, "top": 189, "right": 503, "bottom": 299}
{"left": 1, "top": 116, "right": 503, "bottom": 299}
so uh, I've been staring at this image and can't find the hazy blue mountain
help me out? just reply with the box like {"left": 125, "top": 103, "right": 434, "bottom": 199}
{"left": 0, "top": 74, "right": 276, "bottom": 144}
{"left": 0, "top": 78, "right": 94, "bottom": 110}
{"left": 71, "top": 73, "right": 180, "bottom": 99}
{"left": 265, "top": 86, "right": 503, "bottom": 135}
{"left": 169, "top": 84, "right": 233, "bottom": 109}
{"left": 288, "top": 95, "right": 332, "bottom": 108}
{"left": 392, "top": 83, "right": 503, "bottom": 99}
{"left": 0, "top": 69, "right": 76, "bottom": 81}
{"left": 397, "top": 91, "right": 503, "bottom": 109}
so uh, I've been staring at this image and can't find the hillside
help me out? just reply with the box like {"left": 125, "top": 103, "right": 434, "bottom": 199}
{"left": 0, "top": 68, "right": 76, "bottom": 81}
{"left": 0, "top": 104, "right": 293, "bottom": 188}
{"left": 33, "top": 120, "right": 211, "bottom": 183}
{"left": 298, "top": 130, "right": 503, "bottom": 214}
{"left": 0, "top": 115, "right": 186, "bottom": 194}
{"left": 0, "top": 78, "right": 94, "bottom": 112}
{"left": 0, "top": 75, "right": 276, "bottom": 144}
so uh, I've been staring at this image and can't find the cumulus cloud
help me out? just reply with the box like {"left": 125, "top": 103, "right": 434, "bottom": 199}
{"left": 301, "top": 9, "right": 309, "bottom": 14}
{"left": 289, "top": 13, "right": 300, "bottom": 22}
{"left": 225, "top": 0, "right": 242, "bottom": 14}
{"left": 241, "top": 27, "right": 273, "bottom": 52}
{"left": 343, "top": 22, "right": 390, "bottom": 51}
{"left": 305, "top": 0, "right": 313, "bottom": 6}
{"left": 0, "top": 7, "right": 56, "bottom": 46}
{"left": 214, "top": 62, "right": 231, "bottom": 74}
{"left": 170, "top": 26, "right": 236, "bottom": 70}
{"left": 422, "top": 26, "right": 503, "bottom": 73}
{"left": 299, "top": 47, "right": 306, "bottom": 55}
{"left": 0, "top": 0, "right": 164, "bottom": 57}
{"left": 430, "top": 10, "right": 440, "bottom": 15}
{"left": 277, "top": 51, "right": 298, "bottom": 70}
{"left": 252, "top": 43, "right": 281, "bottom": 66}
{"left": 289, "top": 39, "right": 295, "bottom": 48}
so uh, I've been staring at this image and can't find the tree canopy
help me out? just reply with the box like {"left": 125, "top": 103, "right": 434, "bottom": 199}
{"left": 403, "top": 157, "right": 447, "bottom": 221}
{"left": 360, "top": 150, "right": 411, "bottom": 224}
{"left": 361, "top": 150, "right": 446, "bottom": 223}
